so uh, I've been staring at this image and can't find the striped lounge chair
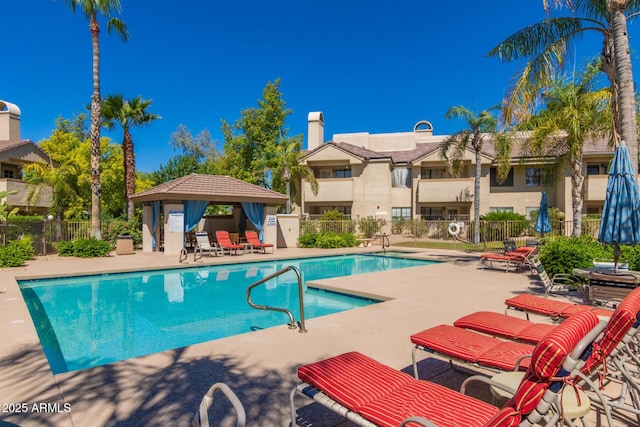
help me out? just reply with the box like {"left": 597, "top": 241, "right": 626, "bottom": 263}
{"left": 480, "top": 247, "right": 537, "bottom": 273}
{"left": 490, "top": 286, "right": 640, "bottom": 426}
{"left": 410, "top": 287, "right": 640, "bottom": 376}
{"left": 290, "top": 310, "right": 604, "bottom": 427}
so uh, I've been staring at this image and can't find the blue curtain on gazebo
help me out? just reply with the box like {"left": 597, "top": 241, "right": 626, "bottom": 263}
{"left": 151, "top": 201, "right": 161, "bottom": 249}
{"left": 183, "top": 200, "right": 209, "bottom": 233}
{"left": 241, "top": 202, "right": 265, "bottom": 241}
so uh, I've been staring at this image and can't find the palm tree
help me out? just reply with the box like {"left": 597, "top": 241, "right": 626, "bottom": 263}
{"left": 270, "top": 132, "right": 318, "bottom": 214}
{"left": 24, "top": 159, "right": 80, "bottom": 239}
{"left": 489, "top": 0, "right": 639, "bottom": 171}
{"left": 440, "top": 106, "right": 507, "bottom": 244}
{"left": 101, "top": 95, "right": 160, "bottom": 219}
{"left": 63, "top": 0, "right": 128, "bottom": 238}
{"left": 525, "top": 62, "right": 612, "bottom": 236}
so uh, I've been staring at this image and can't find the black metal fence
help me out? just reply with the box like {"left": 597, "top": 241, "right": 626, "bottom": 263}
{"left": 0, "top": 220, "right": 123, "bottom": 255}
{"left": 300, "top": 218, "right": 602, "bottom": 252}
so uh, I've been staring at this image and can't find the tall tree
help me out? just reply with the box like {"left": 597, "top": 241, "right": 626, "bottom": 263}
{"left": 220, "top": 78, "right": 290, "bottom": 188}
{"left": 525, "top": 62, "right": 612, "bottom": 236}
{"left": 169, "top": 125, "right": 219, "bottom": 163}
{"left": 101, "top": 94, "right": 160, "bottom": 219}
{"left": 488, "top": 0, "right": 639, "bottom": 171}
{"left": 440, "top": 106, "right": 506, "bottom": 244}
{"left": 269, "top": 131, "right": 318, "bottom": 214}
{"left": 63, "top": 0, "right": 128, "bottom": 238}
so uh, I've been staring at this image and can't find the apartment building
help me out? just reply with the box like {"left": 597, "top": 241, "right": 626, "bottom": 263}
{"left": 299, "top": 112, "right": 617, "bottom": 228}
{"left": 0, "top": 100, "right": 52, "bottom": 214}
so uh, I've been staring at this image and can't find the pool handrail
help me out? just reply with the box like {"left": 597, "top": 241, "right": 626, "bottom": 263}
{"left": 246, "top": 265, "right": 307, "bottom": 333}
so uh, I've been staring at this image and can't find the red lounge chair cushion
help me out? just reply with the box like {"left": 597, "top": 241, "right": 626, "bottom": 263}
{"left": 358, "top": 381, "right": 498, "bottom": 427}
{"left": 476, "top": 341, "right": 533, "bottom": 371}
{"left": 581, "top": 287, "right": 640, "bottom": 374}
{"left": 297, "top": 351, "right": 413, "bottom": 411}
{"left": 411, "top": 325, "right": 500, "bottom": 362}
{"left": 517, "top": 323, "right": 557, "bottom": 343}
{"left": 530, "top": 310, "right": 599, "bottom": 379}
{"left": 481, "top": 253, "right": 526, "bottom": 262}
{"left": 505, "top": 294, "right": 571, "bottom": 316}
{"left": 454, "top": 311, "right": 555, "bottom": 343}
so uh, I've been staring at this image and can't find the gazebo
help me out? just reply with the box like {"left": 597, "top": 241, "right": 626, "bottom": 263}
{"left": 130, "top": 174, "right": 289, "bottom": 256}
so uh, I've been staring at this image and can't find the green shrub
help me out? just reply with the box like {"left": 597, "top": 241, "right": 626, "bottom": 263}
{"left": 359, "top": 216, "right": 385, "bottom": 238}
{"left": 539, "top": 235, "right": 611, "bottom": 277}
{"left": 0, "top": 236, "right": 35, "bottom": 267}
{"left": 102, "top": 217, "right": 142, "bottom": 248}
{"left": 298, "top": 232, "right": 318, "bottom": 248}
{"left": 321, "top": 209, "right": 345, "bottom": 220}
{"left": 479, "top": 211, "right": 529, "bottom": 241}
{"left": 315, "top": 232, "right": 345, "bottom": 248}
{"left": 57, "top": 238, "right": 113, "bottom": 258}
{"left": 298, "top": 232, "right": 358, "bottom": 248}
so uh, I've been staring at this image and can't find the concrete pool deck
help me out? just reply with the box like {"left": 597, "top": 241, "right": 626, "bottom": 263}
{"left": 0, "top": 246, "right": 635, "bottom": 426}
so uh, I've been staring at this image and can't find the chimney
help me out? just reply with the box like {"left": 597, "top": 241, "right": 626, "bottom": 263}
{"left": 307, "top": 111, "right": 324, "bottom": 150}
{"left": 0, "top": 100, "right": 21, "bottom": 140}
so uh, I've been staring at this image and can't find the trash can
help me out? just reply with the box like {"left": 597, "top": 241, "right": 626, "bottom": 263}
{"left": 116, "top": 235, "right": 134, "bottom": 255}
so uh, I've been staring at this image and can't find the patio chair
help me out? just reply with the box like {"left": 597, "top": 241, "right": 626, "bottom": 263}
{"left": 290, "top": 310, "right": 604, "bottom": 427}
{"left": 193, "top": 232, "right": 222, "bottom": 260}
{"left": 215, "top": 231, "right": 243, "bottom": 255}
{"left": 480, "top": 246, "right": 537, "bottom": 273}
{"left": 192, "top": 382, "right": 246, "bottom": 427}
{"left": 491, "top": 286, "right": 640, "bottom": 427}
{"left": 244, "top": 230, "right": 274, "bottom": 254}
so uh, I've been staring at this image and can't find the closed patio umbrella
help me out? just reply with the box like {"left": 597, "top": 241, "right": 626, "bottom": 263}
{"left": 535, "top": 192, "right": 551, "bottom": 234}
{"left": 598, "top": 141, "right": 640, "bottom": 272}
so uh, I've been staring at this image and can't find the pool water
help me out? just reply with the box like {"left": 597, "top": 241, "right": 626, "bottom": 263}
{"left": 19, "top": 253, "right": 436, "bottom": 373}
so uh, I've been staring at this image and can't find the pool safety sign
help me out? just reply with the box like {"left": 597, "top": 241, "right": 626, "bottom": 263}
{"left": 266, "top": 215, "right": 277, "bottom": 227}
{"left": 168, "top": 210, "right": 184, "bottom": 232}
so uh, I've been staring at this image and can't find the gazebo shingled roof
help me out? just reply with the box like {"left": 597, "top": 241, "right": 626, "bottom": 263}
{"left": 130, "top": 174, "right": 289, "bottom": 204}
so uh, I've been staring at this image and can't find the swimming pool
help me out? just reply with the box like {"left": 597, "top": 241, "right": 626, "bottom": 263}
{"left": 19, "top": 253, "right": 436, "bottom": 374}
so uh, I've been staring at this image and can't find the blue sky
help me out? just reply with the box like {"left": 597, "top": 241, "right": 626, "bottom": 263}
{"left": 2, "top": 1, "right": 640, "bottom": 172}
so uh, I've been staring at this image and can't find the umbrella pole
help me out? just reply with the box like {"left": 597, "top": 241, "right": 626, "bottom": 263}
{"left": 614, "top": 244, "right": 620, "bottom": 273}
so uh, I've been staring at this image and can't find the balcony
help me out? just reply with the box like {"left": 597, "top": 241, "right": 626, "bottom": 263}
{"left": 583, "top": 175, "right": 608, "bottom": 201}
{"left": 0, "top": 179, "right": 51, "bottom": 209}
{"left": 418, "top": 178, "right": 474, "bottom": 203}
{"left": 304, "top": 179, "right": 353, "bottom": 203}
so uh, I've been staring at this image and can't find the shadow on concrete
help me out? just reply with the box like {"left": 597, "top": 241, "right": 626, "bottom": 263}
{"left": 0, "top": 344, "right": 298, "bottom": 427}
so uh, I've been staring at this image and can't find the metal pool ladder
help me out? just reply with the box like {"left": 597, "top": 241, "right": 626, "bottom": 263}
{"left": 246, "top": 265, "right": 307, "bottom": 333}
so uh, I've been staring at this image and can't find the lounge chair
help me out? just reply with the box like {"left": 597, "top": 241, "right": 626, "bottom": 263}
{"left": 193, "top": 232, "right": 222, "bottom": 260}
{"left": 244, "top": 230, "right": 274, "bottom": 254}
{"left": 491, "top": 286, "right": 640, "bottom": 427}
{"left": 480, "top": 246, "right": 537, "bottom": 273}
{"left": 192, "top": 382, "right": 246, "bottom": 427}
{"left": 215, "top": 231, "right": 243, "bottom": 255}
{"left": 290, "top": 310, "right": 604, "bottom": 427}
{"left": 410, "top": 284, "right": 640, "bottom": 376}
{"left": 504, "top": 265, "right": 635, "bottom": 320}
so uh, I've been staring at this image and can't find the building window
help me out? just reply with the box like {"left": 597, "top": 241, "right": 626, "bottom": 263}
{"left": 3, "top": 169, "right": 14, "bottom": 179}
{"left": 489, "top": 207, "right": 514, "bottom": 213}
{"left": 490, "top": 167, "right": 513, "bottom": 187}
{"left": 315, "top": 166, "right": 351, "bottom": 178}
{"left": 525, "top": 167, "right": 552, "bottom": 186}
{"left": 421, "top": 168, "right": 447, "bottom": 179}
{"left": 392, "top": 167, "right": 410, "bottom": 187}
{"left": 525, "top": 206, "right": 537, "bottom": 219}
{"left": 421, "top": 207, "right": 444, "bottom": 220}
{"left": 392, "top": 207, "right": 411, "bottom": 220}
{"left": 334, "top": 167, "right": 352, "bottom": 178}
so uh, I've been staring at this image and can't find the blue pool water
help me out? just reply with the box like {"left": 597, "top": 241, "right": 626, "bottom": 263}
{"left": 19, "top": 253, "right": 436, "bottom": 373}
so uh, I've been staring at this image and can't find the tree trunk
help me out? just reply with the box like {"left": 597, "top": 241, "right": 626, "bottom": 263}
{"left": 123, "top": 129, "right": 136, "bottom": 219}
{"left": 89, "top": 15, "right": 102, "bottom": 239}
{"left": 570, "top": 153, "right": 584, "bottom": 237}
{"left": 474, "top": 148, "right": 481, "bottom": 244}
{"left": 610, "top": 4, "right": 638, "bottom": 172}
